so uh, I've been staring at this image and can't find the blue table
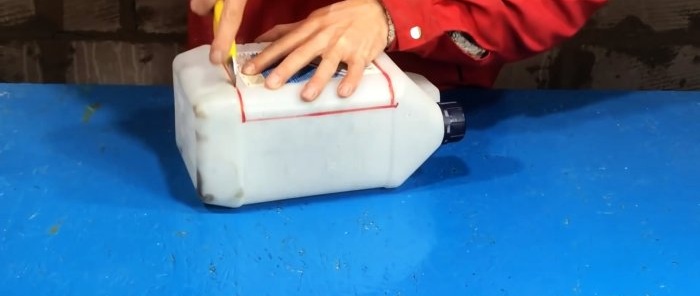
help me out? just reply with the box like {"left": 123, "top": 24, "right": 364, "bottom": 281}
{"left": 1, "top": 83, "right": 699, "bottom": 295}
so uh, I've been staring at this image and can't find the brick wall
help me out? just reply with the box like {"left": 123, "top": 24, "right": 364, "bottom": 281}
{"left": 0, "top": 0, "right": 186, "bottom": 85}
{"left": 494, "top": 0, "right": 700, "bottom": 90}
{"left": 1, "top": 0, "right": 699, "bottom": 89}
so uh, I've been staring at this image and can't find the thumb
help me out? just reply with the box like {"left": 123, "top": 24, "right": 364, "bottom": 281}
{"left": 190, "top": 0, "right": 217, "bottom": 15}
{"left": 211, "top": 0, "right": 248, "bottom": 64}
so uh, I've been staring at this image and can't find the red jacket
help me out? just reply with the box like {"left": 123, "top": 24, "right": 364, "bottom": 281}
{"left": 187, "top": 0, "right": 607, "bottom": 90}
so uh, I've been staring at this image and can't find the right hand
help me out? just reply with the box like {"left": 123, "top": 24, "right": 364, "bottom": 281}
{"left": 190, "top": 0, "right": 248, "bottom": 64}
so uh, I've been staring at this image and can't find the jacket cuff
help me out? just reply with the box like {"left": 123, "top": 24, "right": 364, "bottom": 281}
{"left": 379, "top": 0, "right": 441, "bottom": 52}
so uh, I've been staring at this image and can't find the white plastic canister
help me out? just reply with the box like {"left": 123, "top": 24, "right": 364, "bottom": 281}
{"left": 172, "top": 43, "right": 465, "bottom": 208}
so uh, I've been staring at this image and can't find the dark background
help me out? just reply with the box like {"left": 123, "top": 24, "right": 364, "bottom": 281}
{"left": 1, "top": 0, "right": 698, "bottom": 90}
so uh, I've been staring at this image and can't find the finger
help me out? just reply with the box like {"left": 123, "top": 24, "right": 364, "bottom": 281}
{"left": 210, "top": 0, "right": 247, "bottom": 64}
{"left": 254, "top": 22, "right": 300, "bottom": 43}
{"left": 301, "top": 53, "right": 342, "bottom": 101}
{"left": 264, "top": 41, "right": 323, "bottom": 90}
{"left": 190, "top": 0, "right": 217, "bottom": 15}
{"left": 243, "top": 20, "right": 320, "bottom": 75}
{"left": 338, "top": 58, "right": 366, "bottom": 98}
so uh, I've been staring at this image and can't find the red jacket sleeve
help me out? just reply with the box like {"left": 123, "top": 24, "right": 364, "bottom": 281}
{"left": 380, "top": 0, "right": 608, "bottom": 63}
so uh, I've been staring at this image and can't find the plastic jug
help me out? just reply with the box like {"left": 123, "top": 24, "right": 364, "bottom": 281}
{"left": 172, "top": 43, "right": 465, "bottom": 208}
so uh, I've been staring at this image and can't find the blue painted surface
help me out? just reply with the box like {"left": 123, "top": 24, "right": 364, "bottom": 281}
{"left": 1, "top": 83, "right": 699, "bottom": 295}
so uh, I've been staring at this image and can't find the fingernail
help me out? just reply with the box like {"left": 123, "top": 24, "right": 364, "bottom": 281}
{"left": 267, "top": 73, "right": 281, "bottom": 88}
{"left": 339, "top": 84, "right": 353, "bottom": 97}
{"left": 211, "top": 50, "right": 225, "bottom": 64}
{"left": 302, "top": 86, "right": 318, "bottom": 101}
{"left": 242, "top": 63, "right": 255, "bottom": 75}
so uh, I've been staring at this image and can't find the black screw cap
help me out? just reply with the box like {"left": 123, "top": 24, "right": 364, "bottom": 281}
{"left": 437, "top": 101, "right": 466, "bottom": 144}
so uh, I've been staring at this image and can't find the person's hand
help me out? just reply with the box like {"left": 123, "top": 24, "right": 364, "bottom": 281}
{"left": 242, "top": 0, "right": 390, "bottom": 101}
{"left": 190, "top": 0, "right": 248, "bottom": 64}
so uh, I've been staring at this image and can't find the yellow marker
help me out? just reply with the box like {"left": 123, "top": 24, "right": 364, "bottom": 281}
{"left": 213, "top": 0, "right": 237, "bottom": 60}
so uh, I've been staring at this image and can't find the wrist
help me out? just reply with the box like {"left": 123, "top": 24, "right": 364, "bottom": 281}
{"left": 377, "top": 1, "right": 395, "bottom": 49}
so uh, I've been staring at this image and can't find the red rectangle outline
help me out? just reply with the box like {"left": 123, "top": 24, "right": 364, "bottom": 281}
{"left": 224, "top": 61, "right": 397, "bottom": 123}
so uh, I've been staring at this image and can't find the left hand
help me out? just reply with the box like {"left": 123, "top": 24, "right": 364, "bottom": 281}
{"left": 241, "top": 0, "right": 390, "bottom": 101}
